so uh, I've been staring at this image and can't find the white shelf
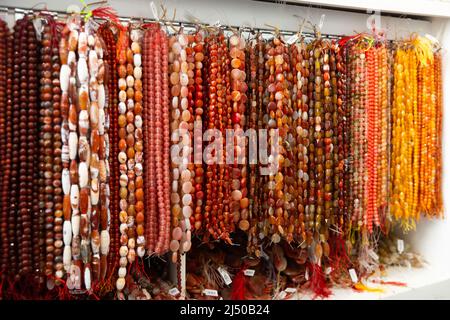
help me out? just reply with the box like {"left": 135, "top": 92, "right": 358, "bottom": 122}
{"left": 291, "top": 265, "right": 450, "bottom": 300}
{"left": 287, "top": 0, "right": 450, "bottom": 18}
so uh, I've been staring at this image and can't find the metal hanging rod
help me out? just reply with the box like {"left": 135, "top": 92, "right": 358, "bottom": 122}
{"left": 0, "top": 5, "right": 343, "bottom": 39}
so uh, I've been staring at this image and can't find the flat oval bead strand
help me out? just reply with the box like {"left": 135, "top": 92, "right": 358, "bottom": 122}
{"left": 169, "top": 30, "right": 190, "bottom": 263}
{"left": 130, "top": 29, "right": 145, "bottom": 259}
{"left": 116, "top": 25, "right": 129, "bottom": 293}
{"left": 78, "top": 24, "right": 93, "bottom": 290}
{"left": 58, "top": 23, "right": 73, "bottom": 281}
{"left": 229, "top": 32, "right": 249, "bottom": 235}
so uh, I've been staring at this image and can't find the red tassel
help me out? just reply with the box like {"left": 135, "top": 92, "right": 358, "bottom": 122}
{"left": 329, "top": 234, "right": 351, "bottom": 284}
{"left": 91, "top": 6, "right": 120, "bottom": 25}
{"left": 231, "top": 266, "right": 246, "bottom": 300}
{"left": 309, "top": 262, "right": 332, "bottom": 299}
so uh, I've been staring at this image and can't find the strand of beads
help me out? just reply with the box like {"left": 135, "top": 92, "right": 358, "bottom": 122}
{"left": 20, "top": 17, "right": 39, "bottom": 277}
{"left": 143, "top": 24, "right": 157, "bottom": 253}
{"left": 418, "top": 40, "right": 435, "bottom": 217}
{"left": 58, "top": 23, "right": 72, "bottom": 282}
{"left": 98, "top": 23, "right": 119, "bottom": 280}
{"left": 312, "top": 40, "right": 325, "bottom": 259}
{"left": 87, "top": 33, "right": 100, "bottom": 283}
{"left": 297, "top": 40, "right": 309, "bottom": 245}
{"left": 169, "top": 30, "right": 190, "bottom": 263}
{"left": 335, "top": 44, "right": 346, "bottom": 233}
{"left": 229, "top": 32, "right": 249, "bottom": 235}
{"left": 321, "top": 41, "right": 332, "bottom": 257}
{"left": 219, "top": 31, "right": 233, "bottom": 241}
{"left": 203, "top": 33, "right": 218, "bottom": 240}
{"left": 376, "top": 45, "right": 389, "bottom": 224}
{"left": 157, "top": 26, "right": 171, "bottom": 254}
{"left": 192, "top": 30, "right": 205, "bottom": 233}
{"left": 77, "top": 25, "right": 93, "bottom": 290}
{"left": 9, "top": 19, "right": 25, "bottom": 279}
{"left": 0, "top": 19, "right": 11, "bottom": 277}
{"left": 305, "top": 40, "right": 315, "bottom": 248}
{"left": 324, "top": 42, "right": 340, "bottom": 235}
{"left": 130, "top": 29, "right": 145, "bottom": 260}
{"left": 247, "top": 37, "right": 259, "bottom": 254}
{"left": 365, "top": 46, "right": 376, "bottom": 232}
{"left": 38, "top": 20, "right": 60, "bottom": 284}
{"left": 116, "top": 26, "right": 129, "bottom": 293}
{"left": 280, "top": 40, "right": 296, "bottom": 244}
{"left": 433, "top": 50, "right": 443, "bottom": 215}
{"left": 254, "top": 36, "right": 266, "bottom": 257}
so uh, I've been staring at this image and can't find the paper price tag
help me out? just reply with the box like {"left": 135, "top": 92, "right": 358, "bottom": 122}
{"left": 284, "top": 287, "right": 297, "bottom": 293}
{"left": 286, "top": 34, "right": 299, "bottom": 45}
{"left": 325, "top": 267, "right": 332, "bottom": 275}
{"left": 150, "top": 1, "right": 159, "bottom": 21}
{"left": 397, "top": 239, "right": 404, "bottom": 254}
{"left": 349, "top": 268, "right": 358, "bottom": 283}
{"left": 244, "top": 269, "right": 255, "bottom": 277}
{"left": 168, "top": 287, "right": 180, "bottom": 296}
{"left": 278, "top": 291, "right": 287, "bottom": 300}
{"left": 369, "top": 250, "right": 379, "bottom": 261}
{"left": 203, "top": 289, "right": 218, "bottom": 297}
{"left": 305, "top": 269, "right": 309, "bottom": 281}
{"left": 318, "top": 14, "right": 326, "bottom": 30}
{"left": 218, "top": 267, "right": 232, "bottom": 286}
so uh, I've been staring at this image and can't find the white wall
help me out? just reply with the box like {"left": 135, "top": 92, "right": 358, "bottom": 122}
{"left": 1, "top": 0, "right": 432, "bottom": 38}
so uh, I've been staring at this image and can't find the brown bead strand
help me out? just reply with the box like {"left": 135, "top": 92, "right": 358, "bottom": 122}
{"left": 37, "top": 22, "right": 57, "bottom": 283}
{"left": 0, "top": 19, "right": 11, "bottom": 276}
{"left": 49, "top": 28, "right": 63, "bottom": 279}
{"left": 20, "top": 18, "right": 39, "bottom": 276}
{"left": 98, "top": 23, "right": 119, "bottom": 280}
{"left": 9, "top": 19, "right": 26, "bottom": 279}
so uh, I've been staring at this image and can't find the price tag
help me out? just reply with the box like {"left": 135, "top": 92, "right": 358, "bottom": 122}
{"left": 244, "top": 269, "right": 255, "bottom": 277}
{"left": 203, "top": 289, "right": 218, "bottom": 297}
{"left": 168, "top": 287, "right": 180, "bottom": 296}
{"left": 397, "top": 239, "right": 404, "bottom": 254}
{"left": 318, "top": 14, "right": 326, "bottom": 30}
{"left": 284, "top": 287, "right": 297, "bottom": 293}
{"left": 369, "top": 250, "right": 379, "bottom": 261}
{"left": 325, "top": 267, "right": 332, "bottom": 275}
{"left": 150, "top": 1, "right": 159, "bottom": 21}
{"left": 349, "top": 268, "right": 358, "bottom": 283}
{"left": 218, "top": 267, "right": 232, "bottom": 286}
{"left": 305, "top": 269, "right": 309, "bottom": 281}
{"left": 278, "top": 291, "right": 287, "bottom": 300}
{"left": 286, "top": 34, "right": 299, "bottom": 45}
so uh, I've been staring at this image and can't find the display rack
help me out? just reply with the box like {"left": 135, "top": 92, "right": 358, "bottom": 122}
{"left": 0, "top": 0, "right": 448, "bottom": 300}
